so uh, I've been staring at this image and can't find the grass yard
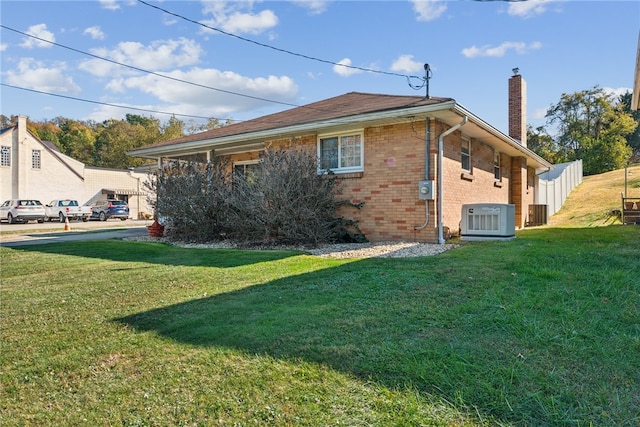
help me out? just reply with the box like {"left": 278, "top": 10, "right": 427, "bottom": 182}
{"left": 549, "top": 164, "right": 640, "bottom": 227}
{"left": 1, "top": 225, "right": 639, "bottom": 426}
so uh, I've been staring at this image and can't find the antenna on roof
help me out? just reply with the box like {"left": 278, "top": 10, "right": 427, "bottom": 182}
{"left": 407, "top": 63, "right": 432, "bottom": 99}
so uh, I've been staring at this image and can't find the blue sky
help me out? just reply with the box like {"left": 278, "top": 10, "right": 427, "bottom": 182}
{"left": 1, "top": 0, "right": 638, "bottom": 135}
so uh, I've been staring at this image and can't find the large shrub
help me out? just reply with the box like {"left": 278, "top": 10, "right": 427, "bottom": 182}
{"left": 145, "top": 156, "right": 234, "bottom": 241}
{"left": 146, "top": 147, "right": 364, "bottom": 245}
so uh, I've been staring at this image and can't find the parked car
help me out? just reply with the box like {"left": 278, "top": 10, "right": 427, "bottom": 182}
{"left": 44, "top": 199, "right": 92, "bottom": 222}
{"left": 0, "top": 199, "right": 45, "bottom": 224}
{"left": 90, "top": 199, "right": 129, "bottom": 221}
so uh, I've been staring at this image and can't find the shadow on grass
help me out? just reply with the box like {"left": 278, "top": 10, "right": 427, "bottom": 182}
{"left": 113, "top": 254, "right": 518, "bottom": 423}
{"left": 112, "top": 226, "right": 640, "bottom": 426}
{"left": 8, "top": 240, "right": 300, "bottom": 268}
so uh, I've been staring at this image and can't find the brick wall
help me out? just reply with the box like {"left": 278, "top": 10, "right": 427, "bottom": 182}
{"left": 440, "top": 124, "right": 511, "bottom": 236}
{"left": 228, "top": 119, "right": 535, "bottom": 243}
{"left": 510, "top": 156, "right": 534, "bottom": 228}
{"left": 341, "top": 123, "right": 434, "bottom": 242}
{"left": 508, "top": 74, "right": 527, "bottom": 147}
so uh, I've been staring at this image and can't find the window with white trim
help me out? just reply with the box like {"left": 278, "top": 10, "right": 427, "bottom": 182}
{"left": 318, "top": 131, "right": 363, "bottom": 173}
{"left": 1, "top": 146, "right": 10, "bottom": 166}
{"left": 31, "top": 150, "right": 41, "bottom": 169}
{"left": 494, "top": 151, "right": 501, "bottom": 181}
{"left": 461, "top": 136, "right": 471, "bottom": 172}
{"left": 233, "top": 160, "right": 260, "bottom": 183}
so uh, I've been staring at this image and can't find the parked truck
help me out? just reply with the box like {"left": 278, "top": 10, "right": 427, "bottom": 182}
{"left": 44, "top": 199, "right": 92, "bottom": 222}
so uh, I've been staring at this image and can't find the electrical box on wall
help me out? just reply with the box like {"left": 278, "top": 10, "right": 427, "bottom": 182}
{"left": 418, "top": 180, "right": 434, "bottom": 200}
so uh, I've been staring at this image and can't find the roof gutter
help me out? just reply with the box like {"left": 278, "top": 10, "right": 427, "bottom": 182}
{"left": 438, "top": 114, "right": 467, "bottom": 244}
{"left": 452, "top": 104, "right": 552, "bottom": 171}
{"left": 128, "top": 101, "right": 458, "bottom": 158}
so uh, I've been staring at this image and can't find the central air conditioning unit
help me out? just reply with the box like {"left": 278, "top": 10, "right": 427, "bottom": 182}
{"left": 460, "top": 203, "right": 516, "bottom": 241}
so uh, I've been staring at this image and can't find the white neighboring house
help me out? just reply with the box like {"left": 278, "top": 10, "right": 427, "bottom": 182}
{"left": 0, "top": 115, "right": 153, "bottom": 219}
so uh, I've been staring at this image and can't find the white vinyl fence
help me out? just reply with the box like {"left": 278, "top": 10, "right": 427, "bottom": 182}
{"left": 536, "top": 160, "right": 583, "bottom": 217}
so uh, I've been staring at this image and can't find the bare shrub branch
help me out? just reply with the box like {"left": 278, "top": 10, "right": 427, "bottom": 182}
{"left": 144, "top": 147, "right": 365, "bottom": 245}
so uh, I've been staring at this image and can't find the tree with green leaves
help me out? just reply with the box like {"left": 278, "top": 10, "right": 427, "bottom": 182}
{"left": 57, "top": 119, "right": 96, "bottom": 165}
{"left": 1, "top": 113, "right": 225, "bottom": 168}
{"left": 29, "top": 121, "right": 62, "bottom": 148}
{"left": 526, "top": 125, "right": 568, "bottom": 165}
{"left": 94, "top": 119, "right": 149, "bottom": 169}
{"left": 162, "top": 116, "right": 185, "bottom": 141}
{"left": 531, "top": 86, "right": 637, "bottom": 175}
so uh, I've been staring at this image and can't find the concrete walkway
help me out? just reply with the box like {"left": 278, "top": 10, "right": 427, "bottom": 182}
{"left": 0, "top": 219, "right": 152, "bottom": 247}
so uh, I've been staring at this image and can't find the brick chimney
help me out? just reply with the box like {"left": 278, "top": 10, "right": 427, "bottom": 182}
{"left": 508, "top": 70, "right": 527, "bottom": 147}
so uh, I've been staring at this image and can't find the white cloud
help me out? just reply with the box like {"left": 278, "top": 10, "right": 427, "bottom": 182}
{"left": 508, "top": 0, "right": 556, "bottom": 18}
{"left": 79, "top": 38, "right": 203, "bottom": 77}
{"left": 19, "top": 24, "right": 55, "bottom": 49}
{"left": 333, "top": 58, "right": 362, "bottom": 77}
{"left": 411, "top": 0, "right": 447, "bottom": 22}
{"left": 290, "top": 0, "right": 329, "bottom": 15}
{"left": 98, "top": 0, "right": 135, "bottom": 11}
{"left": 0, "top": 43, "right": 7, "bottom": 52}
{"left": 390, "top": 54, "right": 423, "bottom": 73}
{"left": 200, "top": 2, "right": 279, "bottom": 35}
{"left": 223, "top": 10, "right": 279, "bottom": 34}
{"left": 163, "top": 15, "right": 179, "bottom": 26}
{"left": 109, "top": 67, "right": 298, "bottom": 117}
{"left": 461, "top": 41, "right": 542, "bottom": 58}
{"left": 5, "top": 58, "right": 81, "bottom": 94}
{"left": 99, "top": 0, "right": 120, "bottom": 11}
{"left": 84, "top": 26, "right": 105, "bottom": 40}
{"left": 603, "top": 86, "right": 632, "bottom": 99}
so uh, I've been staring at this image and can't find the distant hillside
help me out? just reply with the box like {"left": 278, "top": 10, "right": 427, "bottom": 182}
{"left": 548, "top": 164, "right": 640, "bottom": 228}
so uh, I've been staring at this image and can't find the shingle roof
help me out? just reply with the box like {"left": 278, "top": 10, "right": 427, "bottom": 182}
{"left": 146, "top": 92, "right": 453, "bottom": 149}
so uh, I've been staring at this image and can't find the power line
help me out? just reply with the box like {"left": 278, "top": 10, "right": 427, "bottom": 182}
{"left": 0, "top": 24, "right": 301, "bottom": 109}
{"left": 1, "top": 83, "right": 217, "bottom": 120}
{"left": 1, "top": 24, "right": 373, "bottom": 120}
{"left": 1, "top": 24, "right": 392, "bottom": 122}
{"left": 138, "top": 0, "right": 420, "bottom": 80}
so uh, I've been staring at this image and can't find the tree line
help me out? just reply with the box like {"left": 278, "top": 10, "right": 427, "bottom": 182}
{"left": 0, "top": 114, "right": 231, "bottom": 170}
{"left": 528, "top": 87, "right": 639, "bottom": 175}
{"left": 2, "top": 86, "right": 638, "bottom": 175}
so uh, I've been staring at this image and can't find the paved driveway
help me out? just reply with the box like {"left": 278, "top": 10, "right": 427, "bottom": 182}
{"left": 0, "top": 219, "right": 152, "bottom": 247}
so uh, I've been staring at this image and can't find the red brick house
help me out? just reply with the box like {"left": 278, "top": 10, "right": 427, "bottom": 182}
{"left": 129, "top": 74, "right": 552, "bottom": 243}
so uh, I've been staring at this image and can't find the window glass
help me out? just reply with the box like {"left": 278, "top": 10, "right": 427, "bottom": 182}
{"left": 318, "top": 132, "right": 363, "bottom": 173}
{"left": 461, "top": 138, "right": 470, "bottom": 171}
{"left": 320, "top": 137, "right": 339, "bottom": 170}
{"left": 1, "top": 146, "right": 10, "bottom": 166}
{"left": 494, "top": 152, "right": 501, "bottom": 181}
{"left": 233, "top": 162, "right": 260, "bottom": 183}
{"left": 32, "top": 150, "right": 41, "bottom": 169}
{"left": 340, "top": 135, "right": 361, "bottom": 168}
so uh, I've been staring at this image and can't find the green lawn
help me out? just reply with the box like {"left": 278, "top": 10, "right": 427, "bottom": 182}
{"left": 1, "top": 226, "right": 639, "bottom": 426}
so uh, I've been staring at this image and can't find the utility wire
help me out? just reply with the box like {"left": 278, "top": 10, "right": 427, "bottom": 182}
{"left": 1, "top": 24, "right": 377, "bottom": 120}
{"left": 0, "top": 24, "right": 301, "bottom": 109}
{"left": 3, "top": 23, "right": 416, "bottom": 124}
{"left": 138, "top": 0, "right": 421, "bottom": 80}
{"left": 1, "top": 83, "right": 217, "bottom": 120}
{"left": 1, "top": 22, "right": 429, "bottom": 124}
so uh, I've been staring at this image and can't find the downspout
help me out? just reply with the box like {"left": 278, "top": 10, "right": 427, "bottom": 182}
{"left": 414, "top": 118, "right": 431, "bottom": 231}
{"left": 437, "top": 115, "right": 467, "bottom": 244}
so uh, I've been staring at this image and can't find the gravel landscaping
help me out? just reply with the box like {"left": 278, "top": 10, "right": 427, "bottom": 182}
{"left": 131, "top": 236, "right": 460, "bottom": 258}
